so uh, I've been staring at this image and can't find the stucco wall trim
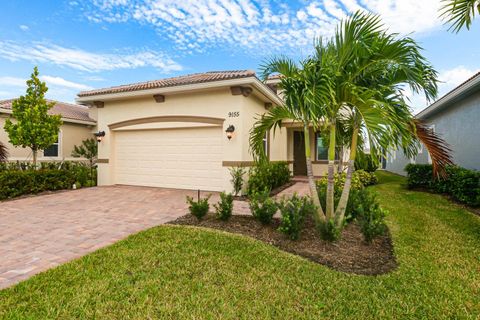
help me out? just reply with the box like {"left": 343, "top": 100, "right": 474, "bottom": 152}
{"left": 108, "top": 115, "right": 225, "bottom": 130}
{"left": 222, "top": 160, "right": 293, "bottom": 167}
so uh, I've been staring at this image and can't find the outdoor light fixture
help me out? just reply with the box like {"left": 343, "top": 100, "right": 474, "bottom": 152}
{"left": 225, "top": 125, "right": 235, "bottom": 140}
{"left": 94, "top": 131, "right": 106, "bottom": 142}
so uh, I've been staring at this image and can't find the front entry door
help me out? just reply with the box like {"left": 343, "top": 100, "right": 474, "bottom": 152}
{"left": 293, "top": 131, "right": 307, "bottom": 176}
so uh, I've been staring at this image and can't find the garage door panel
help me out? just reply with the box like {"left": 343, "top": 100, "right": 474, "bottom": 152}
{"left": 114, "top": 127, "right": 224, "bottom": 191}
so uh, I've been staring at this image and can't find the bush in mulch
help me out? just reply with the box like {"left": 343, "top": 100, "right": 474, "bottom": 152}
{"left": 170, "top": 213, "right": 397, "bottom": 276}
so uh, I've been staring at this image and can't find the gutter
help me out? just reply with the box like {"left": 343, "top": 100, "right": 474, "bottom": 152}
{"left": 76, "top": 77, "right": 284, "bottom": 106}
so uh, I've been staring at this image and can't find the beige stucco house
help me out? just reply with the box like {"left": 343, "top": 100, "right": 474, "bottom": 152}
{"left": 0, "top": 99, "right": 96, "bottom": 162}
{"left": 77, "top": 70, "right": 337, "bottom": 192}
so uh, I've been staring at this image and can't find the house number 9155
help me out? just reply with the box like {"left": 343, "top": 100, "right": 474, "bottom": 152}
{"left": 228, "top": 111, "right": 240, "bottom": 118}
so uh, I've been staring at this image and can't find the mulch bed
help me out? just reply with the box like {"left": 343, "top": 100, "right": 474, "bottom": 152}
{"left": 233, "top": 181, "right": 297, "bottom": 201}
{"left": 170, "top": 214, "right": 398, "bottom": 276}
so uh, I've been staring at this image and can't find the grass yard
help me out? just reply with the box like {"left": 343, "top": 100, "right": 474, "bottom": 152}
{"left": 0, "top": 172, "right": 479, "bottom": 319}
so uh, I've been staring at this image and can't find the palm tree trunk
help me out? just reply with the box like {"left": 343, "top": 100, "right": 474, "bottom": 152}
{"left": 326, "top": 122, "right": 336, "bottom": 220}
{"left": 337, "top": 147, "right": 344, "bottom": 173}
{"left": 334, "top": 127, "right": 359, "bottom": 226}
{"left": 304, "top": 125, "right": 325, "bottom": 221}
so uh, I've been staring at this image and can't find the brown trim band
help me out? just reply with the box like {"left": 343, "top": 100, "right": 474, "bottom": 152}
{"left": 109, "top": 115, "right": 225, "bottom": 130}
{"left": 312, "top": 160, "right": 348, "bottom": 165}
{"left": 97, "top": 159, "right": 109, "bottom": 164}
{"left": 222, "top": 160, "right": 293, "bottom": 167}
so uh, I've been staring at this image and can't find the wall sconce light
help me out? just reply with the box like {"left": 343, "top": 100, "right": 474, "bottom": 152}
{"left": 225, "top": 125, "right": 235, "bottom": 140}
{"left": 94, "top": 131, "right": 106, "bottom": 142}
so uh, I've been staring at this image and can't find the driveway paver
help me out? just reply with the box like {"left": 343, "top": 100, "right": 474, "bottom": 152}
{"left": 0, "top": 182, "right": 305, "bottom": 289}
{"left": 0, "top": 186, "right": 223, "bottom": 289}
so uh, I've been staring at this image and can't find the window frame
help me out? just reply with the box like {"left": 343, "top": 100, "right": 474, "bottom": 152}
{"left": 42, "top": 130, "right": 62, "bottom": 159}
{"left": 314, "top": 132, "right": 339, "bottom": 162}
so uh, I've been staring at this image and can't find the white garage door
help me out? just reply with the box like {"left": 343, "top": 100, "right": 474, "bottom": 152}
{"left": 114, "top": 127, "right": 224, "bottom": 191}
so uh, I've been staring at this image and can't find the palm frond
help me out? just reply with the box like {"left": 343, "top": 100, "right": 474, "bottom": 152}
{"left": 440, "top": 0, "right": 479, "bottom": 32}
{"left": 412, "top": 120, "right": 454, "bottom": 178}
{"left": 259, "top": 56, "right": 300, "bottom": 81}
{"left": 249, "top": 106, "right": 293, "bottom": 161}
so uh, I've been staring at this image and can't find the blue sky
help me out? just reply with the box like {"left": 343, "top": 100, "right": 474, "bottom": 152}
{"left": 0, "top": 0, "right": 479, "bottom": 113}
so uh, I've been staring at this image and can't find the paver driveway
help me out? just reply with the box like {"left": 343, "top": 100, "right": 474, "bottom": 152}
{"left": 0, "top": 185, "right": 223, "bottom": 289}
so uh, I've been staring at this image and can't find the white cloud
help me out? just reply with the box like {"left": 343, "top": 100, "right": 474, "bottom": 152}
{"left": 0, "top": 41, "right": 183, "bottom": 73}
{"left": 0, "top": 76, "right": 26, "bottom": 87}
{"left": 80, "top": 0, "right": 445, "bottom": 55}
{"left": 40, "top": 76, "right": 93, "bottom": 91}
{"left": 361, "top": 0, "right": 442, "bottom": 35}
{"left": 407, "top": 65, "right": 480, "bottom": 113}
{"left": 19, "top": 25, "right": 29, "bottom": 31}
{"left": 437, "top": 66, "right": 479, "bottom": 93}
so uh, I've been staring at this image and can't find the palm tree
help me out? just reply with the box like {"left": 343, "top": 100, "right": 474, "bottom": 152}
{"left": 319, "top": 12, "right": 452, "bottom": 225}
{"left": 250, "top": 57, "right": 332, "bottom": 222}
{"left": 0, "top": 141, "right": 8, "bottom": 162}
{"left": 440, "top": 0, "right": 480, "bottom": 32}
{"left": 252, "top": 12, "right": 453, "bottom": 234}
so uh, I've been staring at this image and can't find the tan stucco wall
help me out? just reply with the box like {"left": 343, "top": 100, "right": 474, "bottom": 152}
{"left": 0, "top": 115, "right": 94, "bottom": 161}
{"left": 286, "top": 127, "right": 349, "bottom": 177}
{"left": 93, "top": 88, "right": 288, "bottom": 191}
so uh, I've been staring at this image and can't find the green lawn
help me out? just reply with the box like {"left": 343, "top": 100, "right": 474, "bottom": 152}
{"left": 0, "top": 172, "right": 479, "bottom": 319}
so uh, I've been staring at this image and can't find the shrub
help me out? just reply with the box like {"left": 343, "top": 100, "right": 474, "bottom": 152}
{"left": 405, "top": 163, "right": 433, "bottom": 188}
{"left": 447, "top": 167, "right": 480, "bottom": 207}
{"left": 354, "top": 153, "right": 379, "bottom": 173}
{"left": 229, "top": 167, "right": 245, "bottom": 196}
{"left": 355, "top": 169, "right": 378, "bottom": 186}
{"left": 249, "top": 190, "right": 278, "bottom": 225}
{"left": 214, "top": 192, "right": 234, "bottom": 221}
{"left": 317, "top": 218, "right": 342, "bottom": 241}
{"left": 315, "top": 176, "right": 387, "bottom": 242}
{"left": 186, "top": 194, "right": 211, "bottom": 220}
{"left": 355, "top": 190, "right": 388, "bottom": 242}
{"left": 246, "top": 161, "right": 291, "bottom": 197}
{"left": 278, "top": 194, "right": 316, "bottom": 240}
{"left": 316, "top": 172, "right": 364, "bottom": 221}
{"left": 0, "top": 169, "right": 77, "bottom": 200}
{"left": 405, "top": 164, "right": 480, "bottom": 207}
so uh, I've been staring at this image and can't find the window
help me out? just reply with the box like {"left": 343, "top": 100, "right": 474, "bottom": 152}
{"left": 315, "top": 133, "right": 340, "bottom": 161}
{"left": 43, "top": 133, "right": 60, "bottom": 157}
{"left": 316, "top": 134, "right": 328, "bottom": 160}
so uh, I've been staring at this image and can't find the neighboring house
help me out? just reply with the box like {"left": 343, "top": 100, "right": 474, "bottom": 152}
{"left": 76, "top": 70, "right": 341, "bottom": 192}
{"left": 385, "top": 71, "right": 480, "bottom": 175}
{"left": 0, "top": 99, "right": 97, "bottom": 162}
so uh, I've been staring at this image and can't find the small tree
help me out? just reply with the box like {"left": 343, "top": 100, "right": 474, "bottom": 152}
{"left": 0, "top": 141, "right": 8, "bottom": 162}
{"left": 4, "top": 67, "right": 62, "bottom": 167}
{"left": 71, "top": 138, "right": 98, "bottom": 168}
{"left": 72, "top": 138, "right": 98, "bottom": 184}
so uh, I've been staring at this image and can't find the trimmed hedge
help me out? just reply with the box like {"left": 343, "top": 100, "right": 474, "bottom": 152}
{"left": 405, "top": 164, "right": 480, "bottom": 207}
{"left": 0, "top": 169, "right": 76, "bottom": 200}
{"left": 246, "top": 161, "right": 291, "bottom": 196}
{"left": 0, "top": 162, "right": 97, "bottom": 200}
